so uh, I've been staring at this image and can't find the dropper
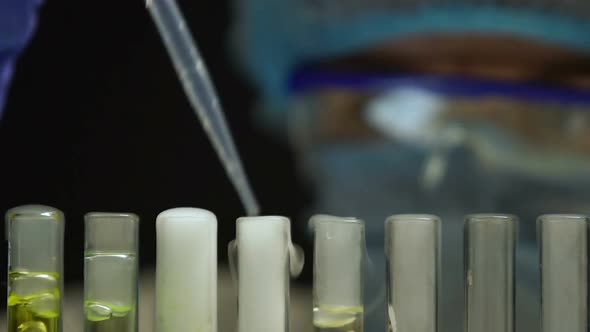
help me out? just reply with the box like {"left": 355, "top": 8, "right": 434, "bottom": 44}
{"left": 146, "top": 0, "right": 259, "bottom": 216}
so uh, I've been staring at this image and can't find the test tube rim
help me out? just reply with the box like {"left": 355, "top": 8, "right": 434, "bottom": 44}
{"left": 465, "top": 213, "right": 518, "bottom": 223}
{"left": 5, "top": 204, "right": 65, "bottom": 242}
{"left": 6, "top": 204, "right": 64, "bottom": 221}
{"left": 156, "top": 207, "right": 217, "bottom": 224}
{"left": 385, "top": 214, "right": 441, "bottom": 225}
{"left": 236, "top": 215, "right": 289, "bottom": 224}
{"left": 84, "top": 212, "right": 139, "bottom": 223}
{"left": 310, "top": 214, "right": 364, "bottom": 227}
{"left": 537, "top": 214, "right": 589, "bottom": 223}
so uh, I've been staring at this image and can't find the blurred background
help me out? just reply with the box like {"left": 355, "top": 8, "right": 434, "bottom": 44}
{"left": 2, "top": 0, "right": 590, "bottom": 331}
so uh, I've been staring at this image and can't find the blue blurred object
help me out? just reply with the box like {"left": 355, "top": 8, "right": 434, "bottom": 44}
{"left": 231, "top": 0, "right": 590, "bottom": 125}
{"left": 0, "top": 0, "right": 43, "bottom": 117}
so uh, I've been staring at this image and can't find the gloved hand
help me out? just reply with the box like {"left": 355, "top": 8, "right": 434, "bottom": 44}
{"left": 0, "top": 0, "right": 43, "bottom": 116}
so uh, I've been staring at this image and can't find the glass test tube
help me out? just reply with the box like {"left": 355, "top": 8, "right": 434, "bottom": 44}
{"left": 155, "top": 208, "right": 217, "bottom": 332}
{"left": 84, "top": 213, "right": 139, "bottom": 332}
{"left": 538, "top": 215, "right": 588, "bottom": 332}
{"left": 465, "top": 214, "right": 517, "bottom": 332}
{"left": 6, "top": 205, "right": 65, "bottom": 332}
{"left": 312, "top": 215, "right": 364, "bottom": 332}
{"left": 232, "top": 216, "right": 303, "bottom": 332}
{"left": 386, "top": 215, "right": 440, "bottom": 332}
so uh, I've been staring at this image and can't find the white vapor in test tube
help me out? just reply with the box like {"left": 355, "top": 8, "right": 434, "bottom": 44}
{"left": 155, "top": 208, "right": 217, "bottom": 332}
{"left": 465, "top": 214, "right": 517, "bottom": 332}
{"left": 229, "top": 216, "right": 304, "bottom": 332}
{"left": 311, "top": 215, "right": 365, "bottom": 332}
{"left": 386, "top": 214, "right": 440, "bottom": 332}
{"left": 538, "top": 214, "right": 588, "bottom": 332}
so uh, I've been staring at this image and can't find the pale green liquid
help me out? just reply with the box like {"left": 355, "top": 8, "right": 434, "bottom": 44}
{"left": 84, "top": 252, "right": 137, "bottom": 332}
{"left": 7, "top": 271, "right": 60, "bottom": 332}
{"left": 85, "top": 302, "right": 134, "bottom": 332}
{"left": 314, "top": 306, "right": 363, "bottom": 332}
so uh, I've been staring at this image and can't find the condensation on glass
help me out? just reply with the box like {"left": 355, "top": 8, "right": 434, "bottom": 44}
{"left": 84, "top": 212, "right": 139, "bottom": 332}
{"left": 311, "top": 215, "right": 365, "bottom": 332}
{"left": 538, "top": 214, "right": 588, "bottom": 332}
{"left": 465, "top": 214, "right": 517, "bottom": 332}
{"left": 6, "top": 205, "right": 65, "bottom": 332}
{"left": 386, "top": 214, "right": 439, "bottom": 332}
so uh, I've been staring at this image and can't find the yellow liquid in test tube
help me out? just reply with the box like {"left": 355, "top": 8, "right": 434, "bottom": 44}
{"left": 314, "top": 306, "right": 364, "bottom": 332}
{"left": 7, "top": 271, "right": 60, "bottom": 332}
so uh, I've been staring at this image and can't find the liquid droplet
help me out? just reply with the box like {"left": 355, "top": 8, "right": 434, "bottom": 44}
{"left": 29, "top": 293, "right": 59, "bottom": 317}
{"left": 314, "top": 308, "right": 357, "bottom": 328}
{"left": 86, "top": 303, "right": 112, "bottom": 322}
{"left": 18, "top": 321, "right": 47, "bottom": 332}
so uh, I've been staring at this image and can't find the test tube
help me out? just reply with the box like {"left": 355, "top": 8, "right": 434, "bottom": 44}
{"left": 155, "top": 208, "right": 217, "bottom": 332}
{"left": 84, "top": 213, "right": 139, "bottom": 332}
{"left": 231, "top": 216, "right": 304, "bottom": 332}
{"left": 538, "top": 214, "right": 588, "bottom": 332}
{"left": 465, "top": 214, "right": 517, "bottom": 332}
{"left": 385, "top": 214, "right": 440, "bottom": 332}
{"left": 312, "top": 215, "right": 364, "bottom": 332}
{"left": 5, "top": 205, "right": 65, "bottom": 332}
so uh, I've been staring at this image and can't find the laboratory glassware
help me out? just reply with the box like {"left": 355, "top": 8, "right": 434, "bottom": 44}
{"left": 465, "top": 214, "right": 517, "bottom": 332}
{"left": 229, "top": 216, "right": 304, "bottom": 332}
{"left": 146, "top": 0, "right": 259, "bottom": 216}
{"left": 386, "top": 214, "right": 440, "bottom": 332}
{"left": 84, "top": 213, "right": 139, "bottom": 332}
{"left": 6, "top": 205, "right": 65, "bottom": 332}
{"left": 311, "top": 215, "right": 365, "bottom": 332}
{"left": 538, "top": 214, "right": 588, "bottom": 332}
{"left": 155, "top": 208, "right": 217, "bottom": 332}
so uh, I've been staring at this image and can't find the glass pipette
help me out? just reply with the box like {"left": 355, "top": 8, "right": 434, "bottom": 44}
{"left": 146, "top": 0, "right": 259, "bottom": 216}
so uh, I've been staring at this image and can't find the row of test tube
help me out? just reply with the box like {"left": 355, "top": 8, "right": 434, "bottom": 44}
{"left": 388, "top": 214, "right": 588, "bottom": 332}
{"left": 5, "top": 205, "right": 589, "bottom": 332}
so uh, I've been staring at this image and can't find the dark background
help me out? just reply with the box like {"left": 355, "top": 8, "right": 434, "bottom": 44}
{"left": 0, "top": 0, "right": 311, "bottom": 294}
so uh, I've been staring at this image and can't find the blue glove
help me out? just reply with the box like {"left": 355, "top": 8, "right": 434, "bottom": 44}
{"left": 0, "top": 0, "right": 43, "bottom": 116}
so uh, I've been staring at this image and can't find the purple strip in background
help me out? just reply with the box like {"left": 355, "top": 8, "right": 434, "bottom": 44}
{"left": 0, "top": 53, "right": 15, "bottom": 118}
{"left": 288, "top": 69, "right": 590, "bottom": 107}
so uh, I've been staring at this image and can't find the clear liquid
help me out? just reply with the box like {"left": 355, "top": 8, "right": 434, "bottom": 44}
{"left": 84, "top": 252, "right": 137, "bottom": 332}
{"left": 314, "top": 306, "right": 363, "bottom": 332}
{"left": 85, "top": 301, "right": 134, "bottom": 332}
{"left": 7, "top": 271, "right": 60, "bottom": 332}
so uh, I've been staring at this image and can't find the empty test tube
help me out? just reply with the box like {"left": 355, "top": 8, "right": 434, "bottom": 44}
{"left": 386, "top": 215, "right": 440, "bottom": 332}
{"left": 539, "top": 215, "right": 588, "bottom": 332}
{"left": 6, "top": 205, "right": 65, "bottom": 332}
{"left": 312, "top": 215, "right": 364, "bottom": 332}
{"left": 465, "top": 214, "right": 517, "bottom": 332}
{"left": 155, "top": 208, "right": 217, "bottom": 332}
{"left": 230, "top": 216, "right": 304, "bottom": 332}
{"left": 84, "top": 213, "right": 139, "bottom": 332}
